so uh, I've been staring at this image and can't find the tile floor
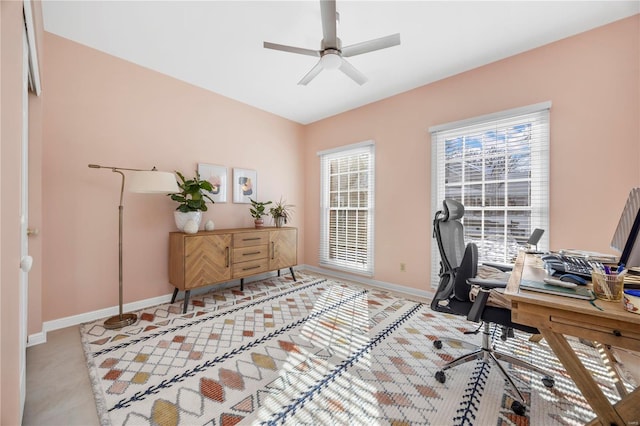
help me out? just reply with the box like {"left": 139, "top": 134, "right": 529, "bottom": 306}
{"left": 23, "top": 326, "right": 99, "bottom": 426}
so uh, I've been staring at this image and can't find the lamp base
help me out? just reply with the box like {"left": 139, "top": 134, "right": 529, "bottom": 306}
{"left": 103, "top": 313, "right": 137, "bottom": 329}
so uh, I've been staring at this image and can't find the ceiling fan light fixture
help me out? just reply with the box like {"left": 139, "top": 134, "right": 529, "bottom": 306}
{"left": 263, "top": 1, "right": 400, "bottom": 85}
{"left": 320, "top": 51, "right": 342, "bottom": 70}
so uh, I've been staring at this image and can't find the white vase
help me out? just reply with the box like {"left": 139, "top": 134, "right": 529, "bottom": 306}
{"left": 204, "top": 219, "right": 215, "bottom": 231}
{"left": 174, "top": 211, "right": 202, "bottom": 231}
{"left": 183, "top": 219, "right": 199, "bottom": 234}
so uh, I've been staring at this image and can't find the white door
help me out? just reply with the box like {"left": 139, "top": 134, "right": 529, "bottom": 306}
{"left": 19, "top": 24, "right": 32, "bottom": 422}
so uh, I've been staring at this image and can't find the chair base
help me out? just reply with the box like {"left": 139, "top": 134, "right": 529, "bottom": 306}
{"left": 434, "top": 323, "right": 554, "bottom": 415}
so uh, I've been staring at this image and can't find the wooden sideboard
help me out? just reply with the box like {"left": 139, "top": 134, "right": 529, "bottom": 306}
{"left": 169, "top": 227, "right": 297, "bottom": 312}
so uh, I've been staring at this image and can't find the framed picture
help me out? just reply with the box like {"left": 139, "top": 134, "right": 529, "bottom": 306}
{"left": 197, "top": 163, "right": 227, "bottom": 203}
{"left": 233, "top": 168, "right": 257, "bottom": 204}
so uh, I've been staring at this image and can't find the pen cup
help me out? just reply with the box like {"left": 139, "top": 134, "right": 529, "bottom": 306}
{"left": 591, "top": 271, "right": 625, "bottom": 302}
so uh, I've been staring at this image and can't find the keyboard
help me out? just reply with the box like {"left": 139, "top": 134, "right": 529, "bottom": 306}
{"left": 543, "top": 255, "right": 604, "bottom": 280}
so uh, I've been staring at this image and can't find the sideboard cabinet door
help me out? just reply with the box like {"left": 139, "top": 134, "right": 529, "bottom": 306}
{"left": 269, "top": 228, "right": 297, "bottom": 271}
{"left": 179, "top": 233, "right": 232, "bottom": 289}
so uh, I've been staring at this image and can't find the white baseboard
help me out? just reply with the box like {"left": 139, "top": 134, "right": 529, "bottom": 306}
{"left": 26, "top": 270, "right": 300, "bottom": 347}
{"left": 300, "top": 264, "right": 433, "bottom": 300}
{"left": 26, "top": 331, "right": 46, "bottom": 347}
{"left": 27, "top": 292, "right": 174, "bottom": 347}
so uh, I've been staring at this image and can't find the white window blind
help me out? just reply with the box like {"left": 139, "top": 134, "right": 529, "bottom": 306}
{"left": 318, "top": 141, "right": 375, "bottom": 276}
{"left": 430, "top": 103, "right": 550, "bottom": 287}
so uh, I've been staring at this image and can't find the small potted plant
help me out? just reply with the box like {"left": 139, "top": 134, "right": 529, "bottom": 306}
{"left": 249, "top": 198, "right": 272, "bottom": 228}
{"left": 169, "top": 171, "right": 214, "bottom": 231}
{"left": 269, "top": 198, "right": 294, "bottom": 228}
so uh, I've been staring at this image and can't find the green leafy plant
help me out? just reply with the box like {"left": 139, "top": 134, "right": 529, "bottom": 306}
{"left": 169, "top": 171, "right": 214, "bottom": 212}
{"left": 249, "top": 198, "right": 272, "bottom": 219}
{"left": 269, "top": 198, "right": 294, "bottom": 225}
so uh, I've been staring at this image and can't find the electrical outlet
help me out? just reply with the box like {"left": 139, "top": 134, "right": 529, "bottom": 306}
{"left": 400, "top": 263, "right": 406, "bottom": 272}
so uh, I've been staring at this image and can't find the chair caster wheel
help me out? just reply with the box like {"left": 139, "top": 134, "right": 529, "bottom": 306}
{"left": 433, "top": 340, "right": 443, "bottom": 349}
{"left": 435, "top": 370, "right": 446, "bottom": 383}
{"left": 542, "top": 376, "right": 555, "bottom": 388}
{"left": 511, "top": 400, "right": 526, "bottom": 416}
{"left": 500, "top": 327, "right": 515, "bottom": 341}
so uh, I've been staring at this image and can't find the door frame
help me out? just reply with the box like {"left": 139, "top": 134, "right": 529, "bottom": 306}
{"left": 19, "top": 24, "right": 30, "bottom": 422}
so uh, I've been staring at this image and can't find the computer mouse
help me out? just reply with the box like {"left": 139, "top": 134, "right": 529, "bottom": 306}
{"left": 559, "top": 274, "right": 588, "bottom": 285}
{"left": 541, "top": 254, "right": 561, "bottom": 262}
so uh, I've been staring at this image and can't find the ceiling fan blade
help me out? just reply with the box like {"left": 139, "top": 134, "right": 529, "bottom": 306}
{"left": 298, "top": 60, "right": 324, "bottom": 85}
{"left": 339, "top": 58, "right": 367, "bottom": 85}
{"left": 342, "top": 33, "right": 401, "bottom": 57}
{"left": 264, "top": 41, "right": 320, "bottom": 57}
{"left": 320, "top": 0, "right": 337, "bottom": 48}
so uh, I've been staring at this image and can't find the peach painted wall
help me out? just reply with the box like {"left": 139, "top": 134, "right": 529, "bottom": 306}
{"left": 303, "top": 15, "right": 640, "bottom": 292}
{"left": 1, "top": 2, "right": 22, "bottom": 422}
{"left": 42, "top": 33, "right": 305, "bottom": 321}
{"left": 37, "top": 15, "right": 639, "bottom": 324}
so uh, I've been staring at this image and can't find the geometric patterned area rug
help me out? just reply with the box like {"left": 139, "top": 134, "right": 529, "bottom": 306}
{"left": 80, "top": 272, "right": 633, "bottom": 425}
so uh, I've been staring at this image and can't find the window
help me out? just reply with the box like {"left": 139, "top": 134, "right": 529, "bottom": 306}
{"left": 430, "top": 103, "right": 550, "bottom": 286}
{"left": 318, "top": 141, "right": 375, "bottom": 276}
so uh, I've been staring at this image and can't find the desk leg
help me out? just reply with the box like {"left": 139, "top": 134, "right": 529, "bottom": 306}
{"left": 597, "top": 343, "right": 629, "bottom": 398}
{"left": 528, "top": 333, "right": 543, "bottom": 343}
{"left": 540, "top": 329, "right": 626, "bottom": 425}
{"left": 586, "top": 387, "right": 640, "bottom": 426}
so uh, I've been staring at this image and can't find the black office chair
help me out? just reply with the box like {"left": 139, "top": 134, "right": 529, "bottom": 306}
{"left": 431, "top": 199, "right": 554, "bottom": 415}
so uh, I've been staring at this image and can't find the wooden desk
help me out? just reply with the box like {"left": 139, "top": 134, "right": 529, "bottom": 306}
{"left": 506, "top": 253, "right": 640, "bottom": 426}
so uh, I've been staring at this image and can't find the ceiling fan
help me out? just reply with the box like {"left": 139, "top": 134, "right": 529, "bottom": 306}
{"left": 263, "top": 0, "right": 400, "bottom": 86}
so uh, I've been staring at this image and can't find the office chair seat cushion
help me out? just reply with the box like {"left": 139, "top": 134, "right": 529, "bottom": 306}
{"left": 477, "top": 264, "right": 510, "bottom": 280}
{"left": 447, "top": 298, "right": 539, "bottom": 335}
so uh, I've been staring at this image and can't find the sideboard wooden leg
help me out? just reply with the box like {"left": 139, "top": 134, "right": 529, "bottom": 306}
{"left": 182, "top": 290, "right": 191, "bottom": 314}
{"left": 290, "top": 267, "right": 297, "bottom": 281}
{"left": 171, "top": 288, "right": 179, "bottom": 304}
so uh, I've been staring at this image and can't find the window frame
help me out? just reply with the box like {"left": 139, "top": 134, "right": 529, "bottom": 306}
{"left": 430, "top": 102, "right": 551, "bottom": 287}
{"left": 318, "top": 140, "right": 375, "bottom": 276}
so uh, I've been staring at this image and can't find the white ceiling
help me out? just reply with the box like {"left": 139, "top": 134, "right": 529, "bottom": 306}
{"left": 42, "top": 1, "right": 639, "bottom": 124}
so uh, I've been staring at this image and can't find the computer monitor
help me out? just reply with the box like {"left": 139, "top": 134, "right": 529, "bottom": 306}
{"left": 526, "top": 228, "right": 544, "bottom": 247}
{"left": 611, "top": 188, "right": 640, "bottom": 268}
{"left": 522, "top": 228, "right": 545, "bottom": 254}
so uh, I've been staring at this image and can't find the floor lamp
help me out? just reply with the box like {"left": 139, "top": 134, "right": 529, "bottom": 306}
{"left": 89, "top": 164, "right": 179, "bottom": 329}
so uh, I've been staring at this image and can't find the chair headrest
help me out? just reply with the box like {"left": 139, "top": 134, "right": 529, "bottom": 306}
{"left": 442, "top": 199, "right": 464, "bottom": 221}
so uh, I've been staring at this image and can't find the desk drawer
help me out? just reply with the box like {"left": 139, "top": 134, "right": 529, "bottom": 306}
{"left": 549, "top": 314, "right": 640, "bottom": 345}
{"left": 513, "top": 301, "right": 640, "bottom": 352}
{"left": 233, "top": 259, "right": 268, "bottom": 278}
{"left": 233, "top": 245, "right": 268, "bottom": 263}
{"left": 234, "top": 232, "right": 268, "bottom": 248}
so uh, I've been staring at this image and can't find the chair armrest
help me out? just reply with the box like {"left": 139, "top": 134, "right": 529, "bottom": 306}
{"left": 468, "top": 278, "right": 507, "bottom": 290}
{"left": 482, "top": 261, "right": 513, "bottom": 272}
{"left": 466, "top": 278, "right": 506, "bottom": 322}
{"left": 467, "top": 288, "right": 489, "bottom": 322}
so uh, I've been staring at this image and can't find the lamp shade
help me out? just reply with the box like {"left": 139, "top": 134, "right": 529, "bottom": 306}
{"left": 129, "top": 170, "right": 180, "bottom": 194}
